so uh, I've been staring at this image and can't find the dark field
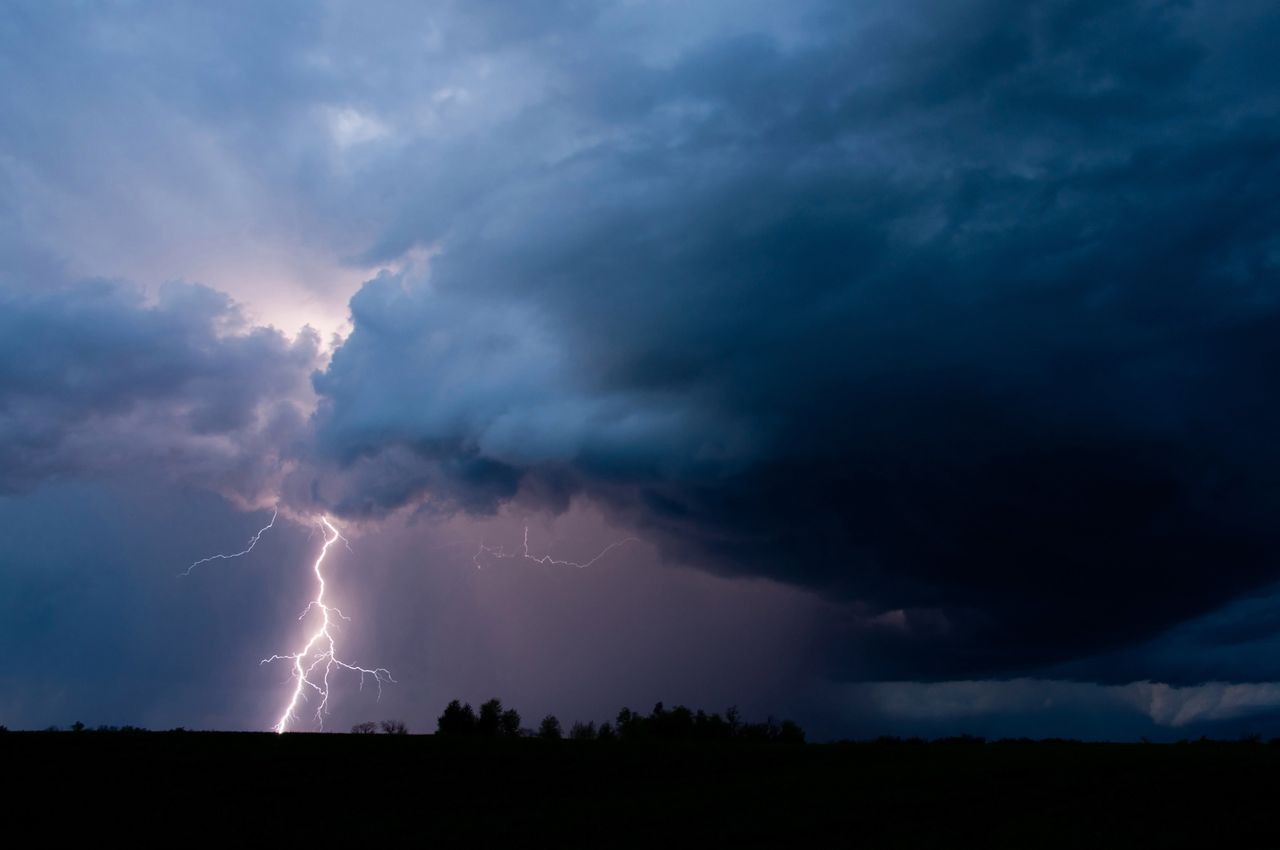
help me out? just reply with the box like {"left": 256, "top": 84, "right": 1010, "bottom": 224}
{"left": 6, "top": 732, "right": 1279, "bottom": 845}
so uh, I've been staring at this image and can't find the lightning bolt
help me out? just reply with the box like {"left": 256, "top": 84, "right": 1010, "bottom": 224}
{"left": 262, "top": 516, "right": 394, "bottom": 734}
{"left": 181, "top": 508, "right": 278, "bottom": 576}
{"left": 187, "top": 511, "right": 623, "bottom": 732}
{"left": 185, "top": 510, "right": 392, "bottom": 733}
{"left": 474, "top": 525, "right": 639, "bottom": 569}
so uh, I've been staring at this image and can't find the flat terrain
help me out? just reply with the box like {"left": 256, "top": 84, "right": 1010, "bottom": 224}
{"left": 5, "top": 732, "right": 1278, "bottom": 845}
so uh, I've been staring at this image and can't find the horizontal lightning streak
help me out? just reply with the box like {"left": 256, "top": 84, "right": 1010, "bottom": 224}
{"left": 181, "top": 508, "right": 278, "bottom": 576}
{"left": 474, "top": 525, "right": 639, "bottom": 570}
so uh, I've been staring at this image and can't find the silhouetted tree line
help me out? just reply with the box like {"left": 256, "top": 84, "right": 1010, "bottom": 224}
{"left": 14, "top": 723, "right": 160, "bottom": 733}
{"left": 431, "top": 699, "right": 805, "bottom": 744}
{"left": 436, "top": 698, "right": 525, "bottom": 737}
{"left": 11, "top": 718, "right": 1280, "bottom": 747}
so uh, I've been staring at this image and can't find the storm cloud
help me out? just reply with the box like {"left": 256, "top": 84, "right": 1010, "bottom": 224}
{"left": 292, "top": 0, "right": 1280, "bottom": 679}
{"left": 0, "top": 280, "right": 317, "bottom": 501}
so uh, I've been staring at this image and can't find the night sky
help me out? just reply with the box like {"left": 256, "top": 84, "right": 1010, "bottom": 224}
{"left": 3, "top": 0, "right": 1280, "bottom": 740}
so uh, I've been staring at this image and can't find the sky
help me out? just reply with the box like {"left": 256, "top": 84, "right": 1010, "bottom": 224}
{"left": 2, "top": 0, "right": 1280, "bottom": 740}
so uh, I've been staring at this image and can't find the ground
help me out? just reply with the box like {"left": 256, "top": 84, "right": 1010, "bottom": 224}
{"left": 5, "top": 732, "right": 1277, "bottom": 845}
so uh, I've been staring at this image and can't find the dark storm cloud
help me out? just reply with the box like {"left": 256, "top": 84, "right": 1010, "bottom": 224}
{"left": 304, "top": 0, "right": 1280, "bottom": 680}
{"left": 0, "top": 280, "right": 317, "bottom": 500}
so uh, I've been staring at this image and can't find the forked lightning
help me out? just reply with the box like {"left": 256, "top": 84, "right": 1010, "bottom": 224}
{"left": 186, "top": 510, "right": 392, "bottom": 733}
{"left": 262, "top": 516, "right": 393, "bottom": 733}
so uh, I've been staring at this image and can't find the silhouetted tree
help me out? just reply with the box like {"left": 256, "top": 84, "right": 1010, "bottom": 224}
{"left": 596, "top": 722, "right": 615, "bottom": 742}
{"left": 695, "top": 710, "right": 733, "bottom": 741}
{"left": 738, "top": 717, "right": 780, "bottom": 743}
{"left": 616, "top": 707, "right": 641, "bottom": 742}
{"left": 538, "top": 715, "right": 562, "bottom": 740}
{"left": 478, "top": 699, "right": 504, "bottom": 736}
{"left": 778, "top": 720, "right": 805, "bottom": 745}
{"left": 655, "top": 704, "right": 694, "bottom": 739}
{"left": 499, "top": 708, "right": 521, "bottom": 737}
{"left": 381, "top": 719, "right": 409, "bottom": 735}
{"left": 569, "top": 721, "right": 596, "bottom": 741}
{"left": 71, "top": 721, "right": 85, "bottom": 733}
{"left": 437, "top": 700, "right": 479, "bottom": 736}
{"left": 351, "top": 721, "right": 378, "bottom": 734}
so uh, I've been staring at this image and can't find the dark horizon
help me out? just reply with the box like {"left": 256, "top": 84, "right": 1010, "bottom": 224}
{"left": 15, "top": 697, "right": 1280, "bottom": 745}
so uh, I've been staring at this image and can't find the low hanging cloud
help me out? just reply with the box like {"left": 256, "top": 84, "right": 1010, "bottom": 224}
{"left": 865, "top": 678, "right": 1280, "bottom": 731}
